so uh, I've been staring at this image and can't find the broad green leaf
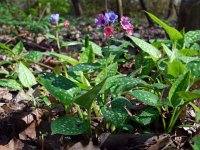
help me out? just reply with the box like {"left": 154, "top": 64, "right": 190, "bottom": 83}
{"left": 48, "top": 52, "right": 78, "bottom": 66}
{"left": 41, "top": 96, "right": 51, "bottom": 106}
{"left": 95, "top": 63, "right": 118, "bottom": 84}
{"left": 135, "top": 54, "right": 154, "bottom": 75}
{"left": 0, "top": 69, "right": 9, "bottom": 75}
{"left": 111, "top": 97, "right": 134, "bottom": 111}
{"left": 135, "top": 53, "right": 143, "bottom": 70}
{"left": 142, "top": 57, "right": 155, "bottom": 75}
{"left": 186, "top": 61, "right": 200, "bottom": 78}
{"left": 61, "top": 41, "right": 82, "bottom": 47}
{"left": 131, "top": 108, "right": 159, "bottom": 126}
{"left": 128, "top": 36, "right": 161, "bottom": 61}
{"left": 177, "top": 91, "right": 200, "bottom": 101}
{"left": 167, "top": 59, "right": 187, "bottom": 78}
{"left": 161, "top": 44, "right": 173, "bottom": 61}
{"left": 0, "top": 42, "right": 14, "bottom": 57}
{"left": 45, "top": 33, "right": 56, "bottom": 40}
{"left": 68, "top": 63, "right": 100, "bottom": 72}
{"left": 168, "top": 72, "right": 190, "bottom": 107}
{"left": 185, "top": 30, "right": 200, "bottom": 48}
{"left": 131, "top": 90, "right": 162, "bottom": 107}
{"left": 24, "top": 51, "right": 44, "bottom": 62}
{"left": 196, "top": 111, "right": 200, "bottom": 123}
{"left": 192, "top": 136, "right": 200, "bottom": 150}
{"left": 88, "top": 40, "right": 102, "bottom": 56}
{"left": 39, "top": 72, "right": 80, "bottom": 105}
{"left": 178, "top": 56, "right": 199, "bottom": 63}
{"left": 74, "top": 79, "right": 106, "bottom": 110}
{"left": 79, "top": 71, "right": 90, "bottom": 87}
{"left": 152, "top": 83, "right": 168, "bottom": 89}
{"left": 101, "top": 107, "right": 128, "bottom": 127}
{"left": 101, "top": 97, "right": 133, "bottom": 127}
{"left": 178, "top": 49, "right": 198, "bottom": 56}
{"left": 51, "top": 115, "right": 88, "bottom": 135}
{"left": 0, "top": 79, "right": 22, "bottom": 90}
{"left": 146, "top": 12, "right": 183, "bottom": 41}
{"left": 79, "top": 45, "right": 95, "bottom": 63}
{"left": 18, "top": 62, "right": 37, "bottom": 88}
{"left": 12, "top": 41, "right": 24, "bottom": 55}
{"left": 102, "top": 75, "right": 146, "bottom": 92}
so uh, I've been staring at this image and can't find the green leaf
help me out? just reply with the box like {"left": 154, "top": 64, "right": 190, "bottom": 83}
{"left": 186, "top": 61, "right": 200, "bottom": 78}
{"left": 74, "top": 79, "right": 106, "bottom": 110}
{"left": 88, "top": 40, "right": 102, "bottom": 56}
{"left": 168, "top": 72, "right": 190, "bottom": 107}
{"left": 192, "top": 136, "right": 200, "bottom": 150}
{"left": 131, "top": 90, "right": 162, "bottom": 107}
{"left": 111, "top": 97, "right": 134, "bottom": 111}
{"left": 45, "top": 33, "right": 56, "bottom": 40}
{"left": 0, "top": 79, "right": 22, "bottom": 90}
{"left": 12, "top": 41, "right": 24, "bottom": 55}
{"left": 61, "top": 41, "right": 82, "bottom": 47}
{"left": 152, "top": 83, "right": 168, "bottom": 89}
{"left": 161, "top": 44, "right": 173, "bottom": 61}
{"left": 24, "top": 51, "right": 44, "bottom": 62}
{"left": 68, "top": 63, "right": 100, "bottom": 72}
{"left": 128, "top": 36, "right": 161, "bottom": 61}
{"left": 101, "top": 97, "right": 133, "bottom": 127}
{"left": 196, "top": 111, "right": 200, "bottom": 123}
{"left": 101, "top": 107, "right": 128, "bottom": 127}
{"left": 178, "top": 49, "right": 198, "bottom": 56}
{"left": 0, "top": 42, "right": 14, "bottom": 57}
{"left": 146, "top": 11, "right": 183, "bottom": 41}
{"left": 95, "top": 63, "right": 118, "bottom": 84}
{"left": 18, "top": 62, "right": 37, "bottom": 88}
{"left": 51, "top": 115, "right": 89, "bottom": 135}
{"left": 177, "top": 91, "right": 200, "bottom": 101}
{"left": 39, "top": 72, "right": 80, "bottom": 105}
{"left": 167, "top": 59, "right": 187, "bottom": 78}
{"left": 79, "top": 45, "right": 95, "bottom": 63}
{"left": 102, "top": 75, "right": 146, "bottom": 93}
{"left": 131, "top": 108, "right": 159, "bottom": 126}
{"left": 141, "top": 56, "right": 155, "bottom": 75}
{"left": 48, "top": 52, "right": 79, "bottom": 66}
{"left": 178, "top": 56, "right": 199, "bottom": 63}
{"left": 185, "top": 30, "right": 200, "bottom": 48}
{"left": 135, "top": 54, "right": 155, "bottom": 75}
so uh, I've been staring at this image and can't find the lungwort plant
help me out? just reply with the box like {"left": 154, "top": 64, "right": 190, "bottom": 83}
{"left": 29, "top": 11, "right": 200, "bottom": 137}
{"left": 126, "top": 12, "right": 200, "bottom": 133}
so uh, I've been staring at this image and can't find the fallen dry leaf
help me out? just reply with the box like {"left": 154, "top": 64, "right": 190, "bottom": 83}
{"left": 0, "top": 138, "right": 24, "bottom": 150}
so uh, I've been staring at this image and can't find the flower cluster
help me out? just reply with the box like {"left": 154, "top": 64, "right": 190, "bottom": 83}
{"left": 50, "top": 13, "right": 69, "bottom": 30}
{"left": 120, "top": 16, "right": 134, "bottom": 35}
{"left": 95, "top": 11, "right": 134, "bottom": 36}
{"left": 95, "top": 11, "right": 118, "bottom": 37}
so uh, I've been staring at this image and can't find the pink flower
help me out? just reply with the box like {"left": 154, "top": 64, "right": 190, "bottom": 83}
{"left": 125, "top": 24, "right": 134, "bottom": 35}
{"left": 104, "top": 26, "right": 114, "bottom": 37}
{"left": 120, "top": 16, "right": 132, "bottom": 30}
{"left": 64, "top": 20, "right": 69, "bottom": 29}
{"left": 120, "top": 16, "right": 134, "bottom": 35}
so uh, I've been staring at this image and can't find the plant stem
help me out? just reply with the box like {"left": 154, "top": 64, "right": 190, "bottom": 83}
{"left": 62, "top": 62, "right": 68, "bottom": 78}
{"left": 157, "top": 107, "right": 166, "bottom": 131}
{"left": 93, "top": 102, "right": 101, "bottom": 117}
{"left": 56, "top": 29, "right": 61, "bottom": 52}
{"left": 167, "top": 107, "right": 182, "bottom": 133}
{"left": 86, "top": 108, "right": 92, "bottom": 137}
{"left": 75, "top": 103, "right": 83, "bottom": 119}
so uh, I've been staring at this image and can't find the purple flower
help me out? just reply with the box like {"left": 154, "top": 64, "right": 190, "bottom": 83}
{"left": 50, "top": 14, "right": 59, "bottom": 24}
{"left": 95, "top": 14, "right": 108, "bottom": 27}
{"left": 120, "top": 16, "right": 132, "bottom": 30}
{"left": 105, "top": 11, "right": 118, "bottom": 23}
